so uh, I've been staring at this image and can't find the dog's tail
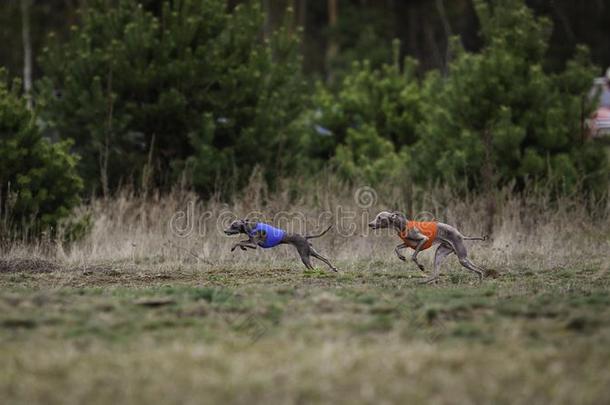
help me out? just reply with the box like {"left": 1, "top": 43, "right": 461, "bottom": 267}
{"left": 462, "top": 234, "right": 488, "bottom": 241}
{"left": 306, "top": 225, "right": 333, "bottom": 239}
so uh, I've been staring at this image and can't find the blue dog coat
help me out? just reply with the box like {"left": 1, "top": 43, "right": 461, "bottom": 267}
{"left": 250, "top": 223, "right": 285, "bottom": 248}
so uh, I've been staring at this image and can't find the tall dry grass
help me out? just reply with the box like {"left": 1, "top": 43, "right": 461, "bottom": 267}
{"left": 3, "top": 171, "right": 609, "bottom": 273}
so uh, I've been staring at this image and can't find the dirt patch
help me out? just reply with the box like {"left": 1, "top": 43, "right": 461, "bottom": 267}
{"left": 134, "top": 297, "right": 176, "bottom": 307}
{"left": 0, "top": 257, "right": 60, "bottom": 273}
{"left": 1, "top": 318, "right": 37, "bottom": 329}
{"left": 78, "top": 264, "right": 123, "bottom": 276}
{"left": 484, "top": 268, "right": 501, "bottom": 278}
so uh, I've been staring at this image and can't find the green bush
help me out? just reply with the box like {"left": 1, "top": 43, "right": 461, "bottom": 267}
{"left": 0, "top": 69, "right": 82, "bottom": 235}
{"left": 305, "top": 41, "right": 423, "bottom": 183}
{"left": 412, "top": 0, "right": 607, "bottom": 193}
{"left": 334, "top": 124, "right": 408, "bottom": 184}
{"left": 39, "top": 0, "right": 307, "bottom": 194}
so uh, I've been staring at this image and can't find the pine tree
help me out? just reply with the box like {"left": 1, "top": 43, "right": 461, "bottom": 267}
{"left": 0, "top": 69, "right": 82, "bottom": 235}
{"left": 306, "top": 40, "right": 422, "bottom": 183}
{"left": 412, "top": 0, "right": 607, "bottom": 194}
{"left": 39, "top": 0, "right": 307, "bottom": 194}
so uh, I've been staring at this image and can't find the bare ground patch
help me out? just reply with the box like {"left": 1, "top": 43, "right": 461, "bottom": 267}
{"left": 0, "top": 257, "right": 60, "bottom": 273}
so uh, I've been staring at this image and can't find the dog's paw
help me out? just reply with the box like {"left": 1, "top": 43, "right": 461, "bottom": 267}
{"left": 397, "top": 255, "right": 406, "bottom": 262}
{"left": 417, "top": 264, "right": 425, "bottom": 271}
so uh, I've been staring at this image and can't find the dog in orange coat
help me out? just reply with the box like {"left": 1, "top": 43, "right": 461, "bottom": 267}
{"left": 368, "top": 211, "right": 487, "bottom": 283}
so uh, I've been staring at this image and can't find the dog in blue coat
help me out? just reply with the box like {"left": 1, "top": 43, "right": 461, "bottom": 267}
{"left": 224, "top": 220, "right": 337, "bottom": 272}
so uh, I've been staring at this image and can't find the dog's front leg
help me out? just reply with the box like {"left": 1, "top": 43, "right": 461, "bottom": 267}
{"left": 231, "top": 239, "right": 257, "bottom": 252}
{"left": 408, "top": 232, "right": 428, "bottom": 271}
{"left": 394, "top": 243, "right": 408, "bottom": 261}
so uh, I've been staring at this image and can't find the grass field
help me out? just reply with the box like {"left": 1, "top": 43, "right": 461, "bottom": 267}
{"left": 1, "top": 256, "right": 609, "bottom": 405}
{"left": 1, "top": 182, "right": 609, "bottom": 404}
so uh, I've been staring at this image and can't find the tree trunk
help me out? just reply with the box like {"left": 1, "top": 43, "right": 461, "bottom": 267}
{"left": 325, "top": 0, "right": 338, "bottom": 84}
{"left": 407, "top": 3, "right": 419, "bottom": 67}
{"left": 262, "top": 0, "right": 272, "bottom": 40}
{"left": 101, "top": 68, "right": 113, "bottom": 198}
{"left": 435, "top": 0, "right": 452, "bottom": 73}
{"left": 20, "top": 0, "right": 33, "bottom": 110}
{"left": 423, "top": 14, "right": 442, "bottom": 70}
{"left": 295, "top": 0, "right": 306, "bottom": 30}
{"left": 550, "top": 0, "right": 575, "bottom": 44}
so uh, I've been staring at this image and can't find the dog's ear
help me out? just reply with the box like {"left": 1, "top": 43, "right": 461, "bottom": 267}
{"left": 242, "top": 220, "right": 255, "bottom": 233}
{"left": 391, "top": 211, "right": 406, "bottom": 222}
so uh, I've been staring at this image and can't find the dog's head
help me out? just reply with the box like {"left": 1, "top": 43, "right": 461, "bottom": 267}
{"left": 224, "top": 219, "right": 251, "bottom": 235}
{"left": 368, "top": 211, "right": 405, "bottom": 230}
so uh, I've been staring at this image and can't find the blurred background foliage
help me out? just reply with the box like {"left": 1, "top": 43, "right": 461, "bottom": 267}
{"left": 1, "top": 0, "right": 609, "bottom": 234}
{"left": 0, "top": 69, "right": 82, "bottom": 234}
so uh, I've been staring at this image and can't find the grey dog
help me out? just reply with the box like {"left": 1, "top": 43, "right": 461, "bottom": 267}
{"left": 368, "top": 211, "right": 487, "bottom": 283}
{"left": 224, "top": 220, "right": 338, "bottom": 272}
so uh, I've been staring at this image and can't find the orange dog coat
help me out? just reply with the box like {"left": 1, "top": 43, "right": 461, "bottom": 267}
{"left": 399, "top": 221, "right": 438, "bottom": 250}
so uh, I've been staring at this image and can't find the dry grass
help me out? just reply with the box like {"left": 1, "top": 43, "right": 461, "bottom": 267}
{"left": 1, "top": 178, "right": 609, "bottom": 404}
{"left": 4, "top": 174, "right": 606, "bottom": 273}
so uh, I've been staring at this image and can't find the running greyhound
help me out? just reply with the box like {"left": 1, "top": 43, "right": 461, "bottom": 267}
{"left": 224, "top": 220, "right": 338, "bottom": 272}
{"left": 368, "top": 211, "right": 487, "bottom": 283}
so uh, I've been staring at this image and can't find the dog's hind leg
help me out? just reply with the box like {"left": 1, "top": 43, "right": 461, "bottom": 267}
{"left": 420, "top": 244, "right": 452, "bottom": 284}
{"left": 458, "top": 257, "right": 484, "bottom": 282}
{"left": 295, "top": 245, "right": 315, "bottom": 270}
{"left": 299, "top": 254, "right": 315, "bottom": 270}
{"left": 452, "top": 240, "right": 484, "bottom": 282}
{"left": 309, "top": 245, "right": 338, "bottom": 272}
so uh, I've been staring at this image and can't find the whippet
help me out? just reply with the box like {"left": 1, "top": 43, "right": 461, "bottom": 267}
{"left": 224, "top": 220, "right": 338, "bottom": 272}
{"left": 368, "top": 211, "right": 487, "bottom": 284}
